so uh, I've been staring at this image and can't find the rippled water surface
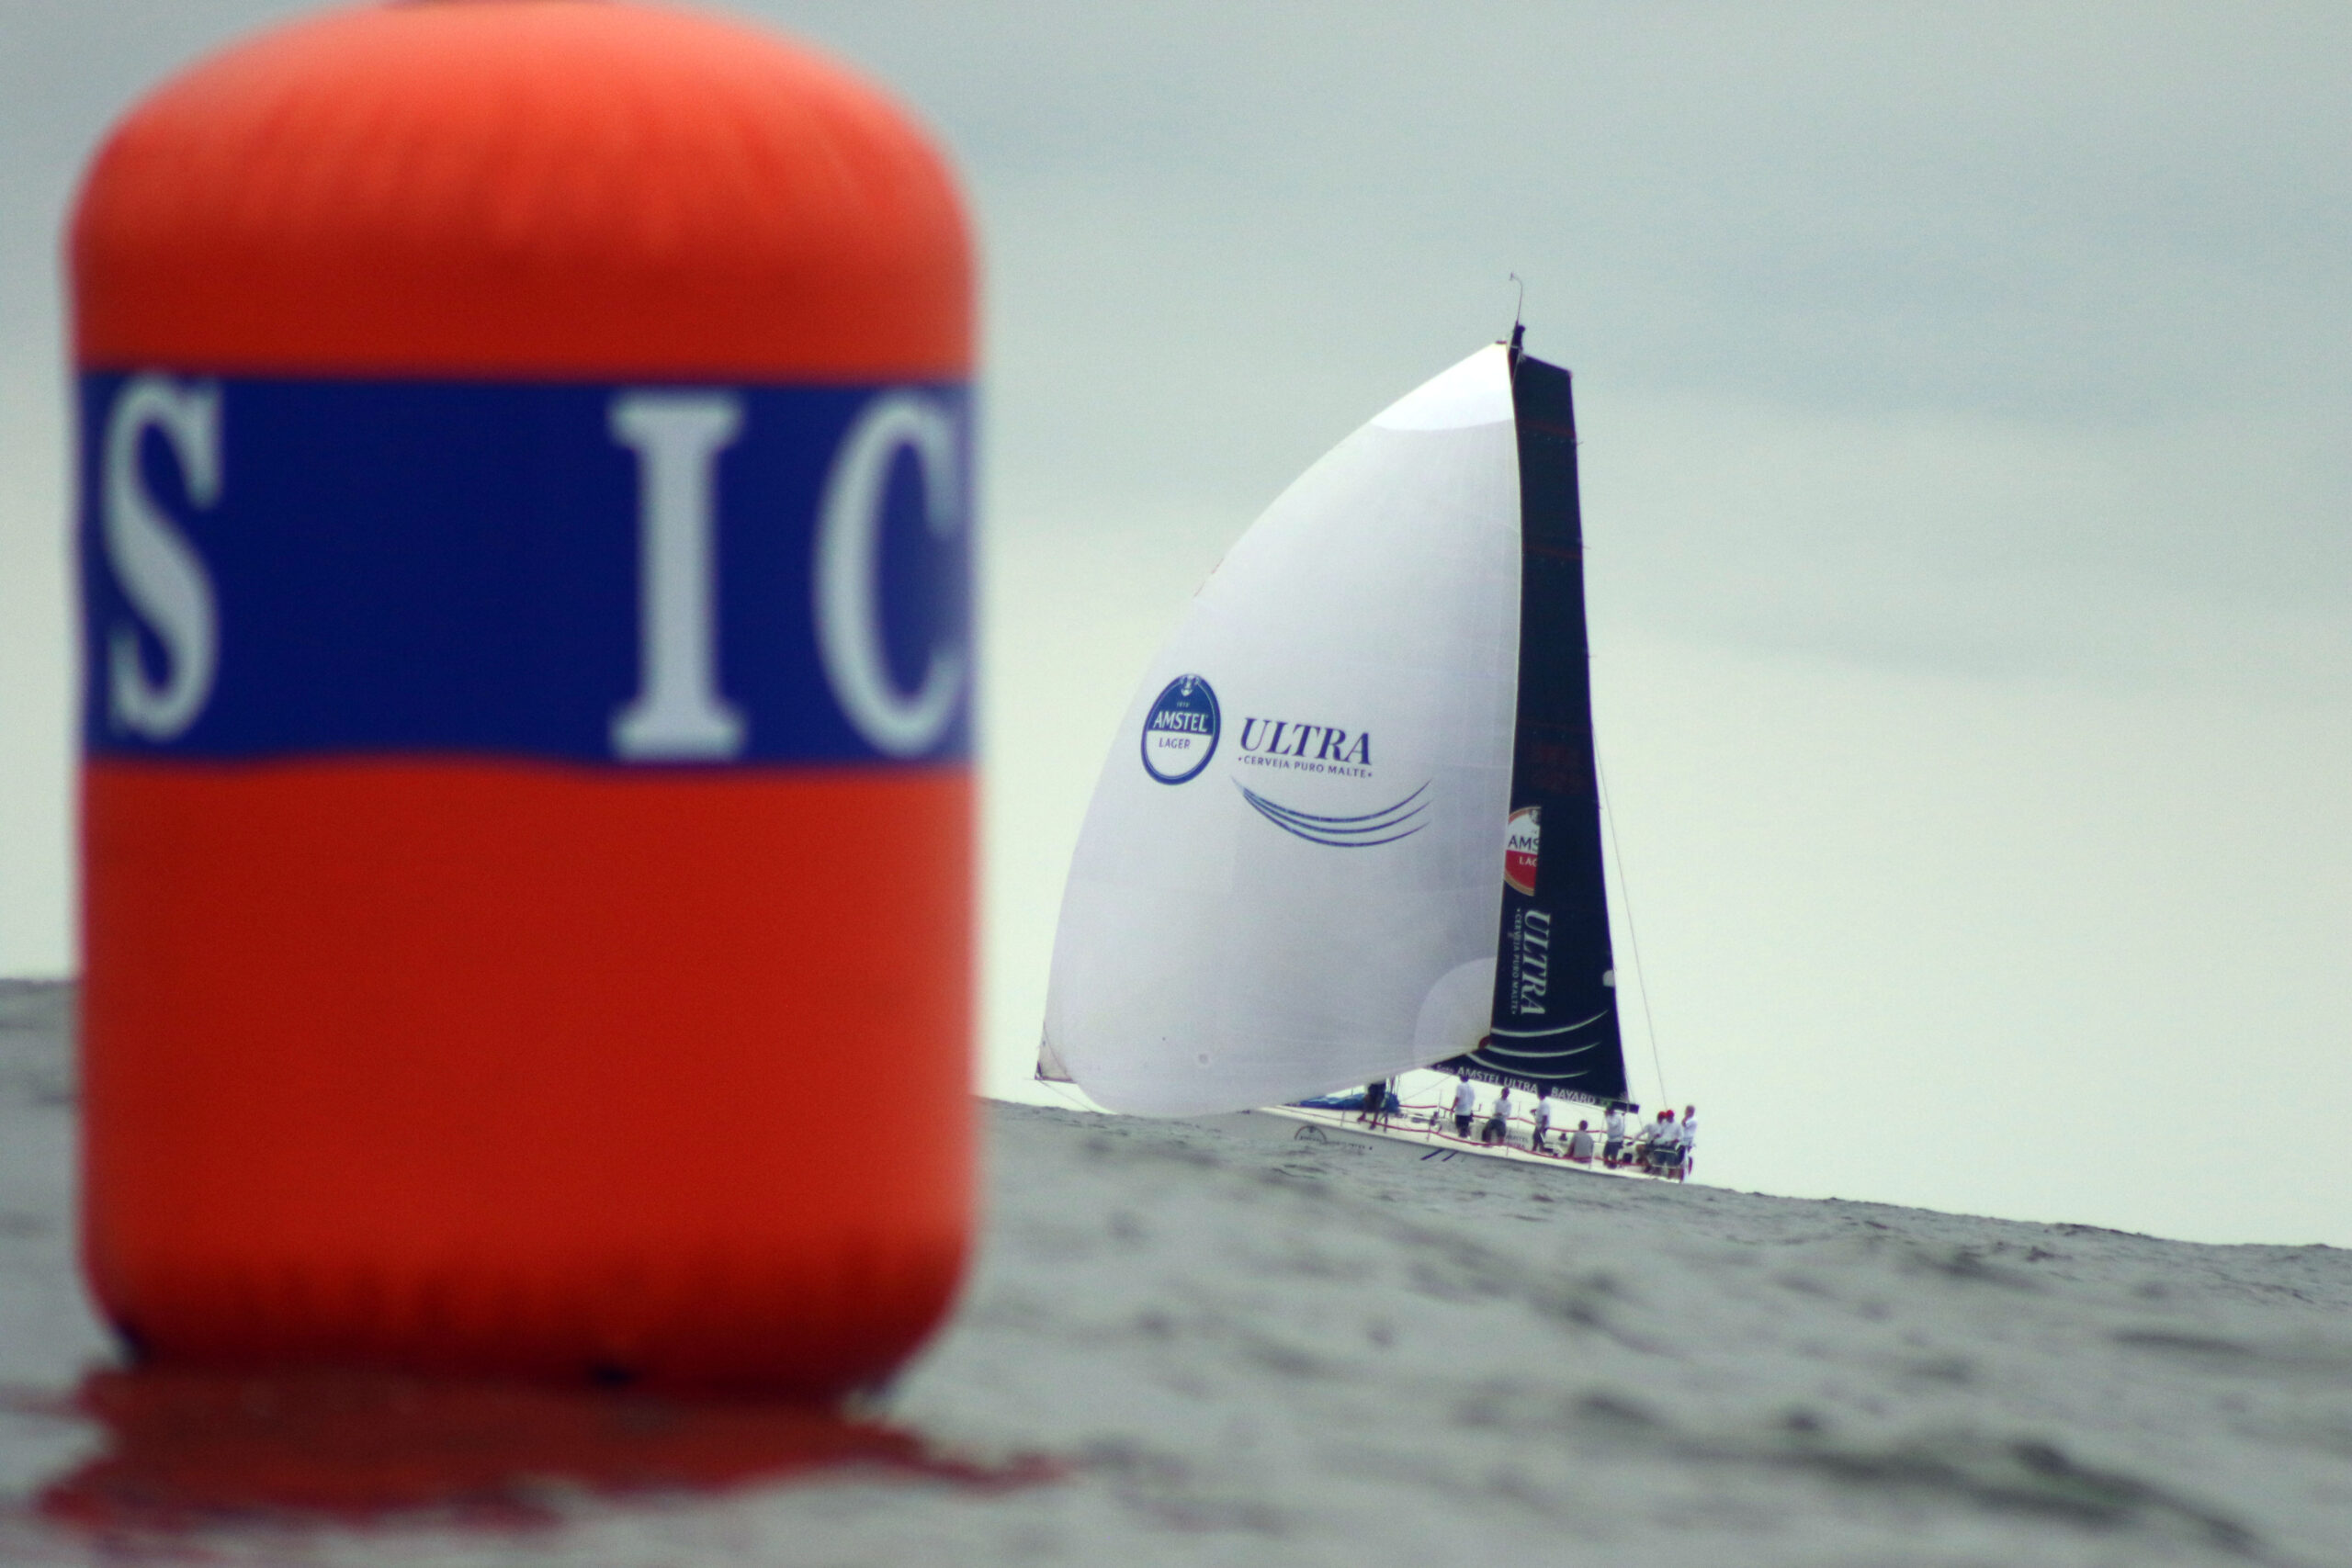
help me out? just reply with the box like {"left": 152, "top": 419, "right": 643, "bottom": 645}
{"left": 6, "top": 979, "right": 2349, "bottom": 1565}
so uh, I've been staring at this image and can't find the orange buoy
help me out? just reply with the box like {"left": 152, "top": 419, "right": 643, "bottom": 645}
{"left": 74, "top": 1, "right": 974, "bottom": 1393}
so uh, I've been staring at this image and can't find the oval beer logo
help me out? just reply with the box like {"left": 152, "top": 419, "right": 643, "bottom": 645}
{"left": 1504, "top": 805, "right": 1541, "bottom": 895}
{"left": 1140, "top": 674, "right": 1219, "bottom": 784}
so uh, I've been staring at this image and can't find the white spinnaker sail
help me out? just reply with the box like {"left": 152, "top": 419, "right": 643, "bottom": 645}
{"left": 1045, "top": 345, "right": 1523, "bottom": 1115}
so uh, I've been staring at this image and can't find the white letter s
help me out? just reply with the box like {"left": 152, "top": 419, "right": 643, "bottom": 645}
{"left": 102, "top": 375, "right": 220, "bottom": 739}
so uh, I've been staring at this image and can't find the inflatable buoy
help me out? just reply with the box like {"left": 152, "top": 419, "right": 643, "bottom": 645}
{"left": 74, "top": 1, "right": 974, "bottom": 1393}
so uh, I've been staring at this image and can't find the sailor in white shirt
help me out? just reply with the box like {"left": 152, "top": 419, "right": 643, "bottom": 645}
{"left": 1602, "top": 1106, "right": 1630, "bottom": 1167}
{"left": 1530, "top": 1094, "right": 1554, "bottom": 1154}
{"left": 1646, "top": 1109, "right": 1681, "bottom": 1174}
{"left": 1452, "top": 1076, "right": 1477, "bottom": 1139}
{"left": 1482, "top": 1084, "right": 1512, "bottom": 1145}
{"left": 1678, "top": 1105, "right": 1698, "bottom": 1179}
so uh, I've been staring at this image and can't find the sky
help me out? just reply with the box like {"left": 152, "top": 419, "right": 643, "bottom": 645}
{"left": 3, "top": 2, "right": 2348, "bottom": 1247}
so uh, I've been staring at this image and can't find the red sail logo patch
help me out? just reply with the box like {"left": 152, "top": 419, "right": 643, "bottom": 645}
{"left": 1503, "top": 805, "right": 1541, "bottom": 896}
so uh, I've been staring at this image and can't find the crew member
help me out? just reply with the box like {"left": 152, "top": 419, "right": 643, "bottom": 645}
{"left": 1645, "top": 1108, "right": 1679, "bottom": 1175}
{"left": 1603, "top": 1105, "right": 1630, "bottom": 1168}
{"left": 1452, "top": 1076, "right": 1477, "bottom": 1140}
{"left": 1530, "top": 1094, "right": 1554, "bottom": 1154}
{"left": 1630, "top": 1107, "right": 1661, "bottom": 1170}
{"left": 1567, "top": 1119, "right": 1597, "bottom": 1164}
{"left": 1481, "top": 1084, "right": 1512, "bottom": 1145}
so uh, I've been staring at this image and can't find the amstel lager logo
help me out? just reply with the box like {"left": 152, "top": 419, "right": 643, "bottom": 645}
{"left": 1140, "top": 674, "right": 1220, "bottom": 784}
{"left": 1504, "top": 805, "right": 1541, "bottom": 896}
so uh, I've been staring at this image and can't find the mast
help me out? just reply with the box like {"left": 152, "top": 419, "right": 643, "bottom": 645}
{"left": 1439, "top": 351, "right": 1632, "bottom": 1109}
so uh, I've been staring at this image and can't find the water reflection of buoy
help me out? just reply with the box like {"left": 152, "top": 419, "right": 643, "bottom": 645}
{"left": 74, "top": 2, "right": 974, "bottom": 1393}
{"left": 37, "top": 1369, "right": 1055, "bottom": 1528}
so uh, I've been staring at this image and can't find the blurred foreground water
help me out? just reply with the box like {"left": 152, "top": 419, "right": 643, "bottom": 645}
{"left": 5, "top": 978, "right": 2348, "bottom": 1564}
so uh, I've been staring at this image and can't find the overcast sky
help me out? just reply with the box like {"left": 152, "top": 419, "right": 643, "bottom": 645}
{"left": 4, "top": 2, "right": 2348, "bottom": 1247}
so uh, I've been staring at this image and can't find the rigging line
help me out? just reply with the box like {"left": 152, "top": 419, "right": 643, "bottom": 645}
{"left": 1594, "top": 747, "right": 1670, "bottom": 1107}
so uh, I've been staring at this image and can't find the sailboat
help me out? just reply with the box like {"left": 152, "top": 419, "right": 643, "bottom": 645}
{"left": 1040, "top": 328, "right": 1651, "bottom": 1165}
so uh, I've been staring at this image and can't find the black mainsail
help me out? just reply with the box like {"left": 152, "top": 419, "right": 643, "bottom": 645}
{"left": 1440, "top": 338, "right": 1631, "bottom": 1108}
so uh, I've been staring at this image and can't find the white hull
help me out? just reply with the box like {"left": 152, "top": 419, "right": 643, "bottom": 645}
{"left": 1256, "top": 1102, "right": 1690, "bottom": 1181}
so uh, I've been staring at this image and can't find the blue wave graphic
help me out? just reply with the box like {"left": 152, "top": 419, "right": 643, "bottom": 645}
{"left": 1487, "top": 1008, "right": 1611, "bottom": 1040}
{"left": 1238, "top": 782, "right": 1430, "bottom": 847}
{"left": 1471, "top": 1037, "right": 1602, "bottom": 1062}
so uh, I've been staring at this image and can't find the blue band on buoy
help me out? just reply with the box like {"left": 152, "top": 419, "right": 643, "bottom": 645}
{"left": 81, "top": 372, "right": 972, "bottom": 767}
